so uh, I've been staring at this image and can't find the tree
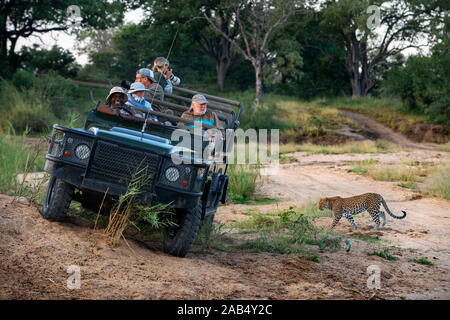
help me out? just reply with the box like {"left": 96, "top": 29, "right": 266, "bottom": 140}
{"left": 205, "top": 0, "right": 303, "bottom": 101}
{"left": 19, "top": 44, "right": 80, "bottom": 77}
{"left": 387, "top": 15, "right": 450, "bottom": 123}
{"left": 0, "top": 0, "right": 126, "bottom": 76}
{"left": 146, "top": 0, "right": 239, "bottom": 90}
{"left": 318, "top": 0, "right": 447, "bottom": 97}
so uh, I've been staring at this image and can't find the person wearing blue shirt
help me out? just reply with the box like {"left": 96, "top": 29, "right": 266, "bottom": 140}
{"left": 125, "top": 82, "right": 159, "bottom": 122}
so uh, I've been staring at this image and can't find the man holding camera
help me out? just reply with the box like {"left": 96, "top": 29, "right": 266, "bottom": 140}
{"left": 152, "top": 57, "right": 181, "bottom": 95}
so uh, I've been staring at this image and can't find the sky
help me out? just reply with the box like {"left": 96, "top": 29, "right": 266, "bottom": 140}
{"left": 15, "top": 8, "right": 146, "bottom": 66}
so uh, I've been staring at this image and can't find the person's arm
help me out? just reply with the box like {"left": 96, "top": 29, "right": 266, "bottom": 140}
{"left": 164, "top": 79, "right": 173, "bottom": 94}
{"left": 145, "top": 101, "right": 159, "bottom": 122}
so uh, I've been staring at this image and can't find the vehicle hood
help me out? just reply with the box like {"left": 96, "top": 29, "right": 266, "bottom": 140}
{"left": 93, "top": 127, "right": 195, "bottom": 156}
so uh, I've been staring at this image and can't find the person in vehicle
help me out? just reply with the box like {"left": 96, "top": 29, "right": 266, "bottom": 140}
{"left": 105, "top": 86, "right": 138, "bottom": 116}
{"left": 179, "top": 94, "right": 221, "bottom": 129}
{"left": 125, "top": 82, "right": 158, "bottom": 121}
{"left": 106, "top": 86, "right": 127, "bottom": 107}
{"left": 152, "top": 57, "right": 181, "bottom": 95}
{"left": 135, "top": 68, "right": 165, "bottom": 108}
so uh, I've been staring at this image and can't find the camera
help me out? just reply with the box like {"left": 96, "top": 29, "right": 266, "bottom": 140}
{"left": 121, "top": 80, "right": 131, "bottom": 90}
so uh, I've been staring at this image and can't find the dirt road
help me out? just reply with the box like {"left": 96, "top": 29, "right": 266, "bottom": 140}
{"left": 1, "top": 113, "right": 449, "bottom": 300}
{"left": 1, "top": 147, "right": 449, "bottom": 299}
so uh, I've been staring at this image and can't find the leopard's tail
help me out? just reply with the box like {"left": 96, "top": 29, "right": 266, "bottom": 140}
{"left": 381, "top": 198, "right": 407, "bottom": 219}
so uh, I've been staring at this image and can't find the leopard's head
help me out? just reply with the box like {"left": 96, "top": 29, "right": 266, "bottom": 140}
{"left": 318, "top": 198, "right": 330, "bottom": 211}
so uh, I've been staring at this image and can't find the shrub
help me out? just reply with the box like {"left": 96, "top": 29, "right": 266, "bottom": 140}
{"left": 0, "top": 126, "right": 46, "bottom": 194}
{"left": 227, "top": 164, "right": 261, "bottom": 203}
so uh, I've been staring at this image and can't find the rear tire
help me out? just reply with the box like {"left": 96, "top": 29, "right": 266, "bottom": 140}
{"left": 163, "top": 200, "right": 203, "bottom": 257}
{"left": 41, "top": 175, "right": 74, "bottom": 221}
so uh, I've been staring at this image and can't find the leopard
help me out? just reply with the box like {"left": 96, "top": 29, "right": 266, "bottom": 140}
{"left": 318, "top": 193, "right": 407, "bottom": 231}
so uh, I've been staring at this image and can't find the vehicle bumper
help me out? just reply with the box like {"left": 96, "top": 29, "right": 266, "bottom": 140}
{"left": 44, "top": 159, "right": 201, "bottom": 208}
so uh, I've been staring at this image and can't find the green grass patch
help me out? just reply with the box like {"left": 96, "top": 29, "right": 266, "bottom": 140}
{"left": 227, "top": 164, "right": 262, "bottom": 203}
{"left": 410, "top": 257, "right": 434, "bottom": 266}
{"left": 367, "top": 248, "right": 399, "bottom": 261}
{"left": 231, "top": 204, "right": 344, "bottom": 258}
{"left": 0, "top": 127, "right": 46, "bottom": 195}
{"left": 348, "top": 161, "right": 429, "bottom": 191}
{"left": 425, "top": 162, "right": 450, "bottom": 200}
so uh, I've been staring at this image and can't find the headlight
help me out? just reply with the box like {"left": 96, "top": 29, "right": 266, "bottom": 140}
{"left": 165, "top": 167, "right": 180, "bottom": 182}
{"left": 75, "top": 144, "right": 91, "bottom": 160}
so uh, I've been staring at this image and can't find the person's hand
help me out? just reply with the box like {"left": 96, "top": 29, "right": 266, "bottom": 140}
{"left": 165, "top": 68, "right": 173, "bottom": 80}
{"left": 208, "top": 135, "right": 216, "bottom": 144}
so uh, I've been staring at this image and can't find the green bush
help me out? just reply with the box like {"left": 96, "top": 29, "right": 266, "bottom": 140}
{"left": 0, "top": 72, "right": 103, "bottom": 133}
{"left": 227, "top": 164, "right": 261, "bottom": 203}
{"left": 0, "top": 127, "right": 46, "bottom": 194}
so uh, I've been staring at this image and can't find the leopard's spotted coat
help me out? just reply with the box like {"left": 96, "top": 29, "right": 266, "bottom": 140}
{"left": 318, "top": 193, "right": 407, "bottom": 230}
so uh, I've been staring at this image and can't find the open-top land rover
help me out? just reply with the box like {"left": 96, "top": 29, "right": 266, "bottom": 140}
{"left": 41, "top": 86, "right": 241, "bottom": 257}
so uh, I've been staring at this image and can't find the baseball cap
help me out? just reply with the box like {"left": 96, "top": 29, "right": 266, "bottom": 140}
{"left": 192, "top": 94, "right": 208, "bottom": 104}
{"left": 137, "top": 68, "right": 156, "bottom": 83}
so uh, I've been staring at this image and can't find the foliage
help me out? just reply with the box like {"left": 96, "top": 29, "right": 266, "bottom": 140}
{"left": 19, "top": 45, "right": 80, "bottom": 77}
{"left": 0, "top": 0, "right": 127, "bottom": 77}
{"left": 318, "top": 0, "right": 445, "bottom": 97}
{"left": 410, "top": 257, "right": 434, "bottom": 266}
{"left": 386, "top": 32, "right": 450, "bottom": 125}
{"left": 367, "top": 248, "right": 399, "bottom": 261}
{"left": 227, "top": 164, "right": 261, "bottom": 203}
{"left": 0, "top": 126, "right": 46, "bottom": 194}
{"left": 234, "top": 204, "right": 343, "bottom": 257}
{"left": 0, "top": 73, "right": 108, "bottom": 133}
{"left": 425, "top": 162, "right": 450, "bottom": 200}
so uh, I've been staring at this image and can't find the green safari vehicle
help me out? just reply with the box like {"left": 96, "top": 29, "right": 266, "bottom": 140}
{"left": 41, "top": 86, "right": 242, "bottom": 257}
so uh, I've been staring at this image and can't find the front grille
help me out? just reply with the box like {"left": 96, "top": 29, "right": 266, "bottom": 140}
{"left": 89, "top": 140, "right": 161, "bottom": 190}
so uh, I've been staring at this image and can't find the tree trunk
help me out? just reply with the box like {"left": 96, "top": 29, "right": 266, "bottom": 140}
{"left": 254, "top": 60, "right": 263, "bottom": 102}
{"left": 216, "top": 58, "right": 231, "bottom": 90}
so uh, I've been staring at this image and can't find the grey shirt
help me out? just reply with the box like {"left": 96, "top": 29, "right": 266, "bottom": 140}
{"left": 144, "top": 83, "right": 165, "bottom": 112}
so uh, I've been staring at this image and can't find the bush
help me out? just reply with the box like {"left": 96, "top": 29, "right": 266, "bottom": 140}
{"left": 0, "top": 72, "right": 91, "bottom": 133}
{"left": 227, "top": 164, "right": 261, "bottom": 203}
{"left": 12, "top": 69, "right": 35, "bottom": 88}
{"left": 0, "top": 127, "right": 46, "bottom": 194}
{"left": 386, "top": 48, "right": 449, "bottom": 125}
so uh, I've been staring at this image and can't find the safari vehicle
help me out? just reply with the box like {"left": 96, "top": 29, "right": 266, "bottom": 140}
{"left": 41, "top": 86, "right": 242, "bottom": 257}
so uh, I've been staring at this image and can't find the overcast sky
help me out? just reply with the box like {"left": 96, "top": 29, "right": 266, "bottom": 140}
{"left": 15, "top": 8, "right": 145, "bottom": 66}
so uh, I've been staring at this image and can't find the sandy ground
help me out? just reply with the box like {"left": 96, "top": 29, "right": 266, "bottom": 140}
{"left": 0, "top": 113, "right": 449, "bottom": 300}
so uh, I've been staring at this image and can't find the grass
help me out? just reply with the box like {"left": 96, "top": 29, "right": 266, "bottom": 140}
{"left": 322, "top": 97, "right": 424, "bottom": 126}
{"left": 424, "top": 162, "right": 450, "bottom": 200}
{"left": 321, "top": 97, "right": 449, "bottom": 143}
{"left": 0, "top": 126, "right": 46, "bottom": 195}
{"left": 348, "top": 160, "right": 430, "bottom": 190}
{"left": 367, "top": 248, "right": 399, "bottom": 261}
{"left": 104, "top": 165, "right": 176, "bottom": 245}
{"left": 280, "top": 140, "right": 400, "bottom": 155}
{"left": 227, "top": 164, "right": 262, "bottom": 203}
{"left": 410, "top": 257, "right": 434, "bottom": 266}
{"left": 195, "top": 219, "right": 234, "bottom": 253}
{"left": 230, "top": 204, "right": 344, "bottom": 259}
{"left": 0, "top": 74, "right": 108, "bottom": 134}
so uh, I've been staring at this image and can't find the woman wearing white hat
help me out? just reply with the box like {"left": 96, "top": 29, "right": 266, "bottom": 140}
{"left": 125, "top": 82, "right": 158, "bottom": 121}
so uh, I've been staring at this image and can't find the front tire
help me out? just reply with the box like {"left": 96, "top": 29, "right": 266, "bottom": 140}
{"left": 41, "top": 175, "right": 74, "bottom": 221}
{"left": 163, "top": 200, "right": 203, "bottom": 257}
